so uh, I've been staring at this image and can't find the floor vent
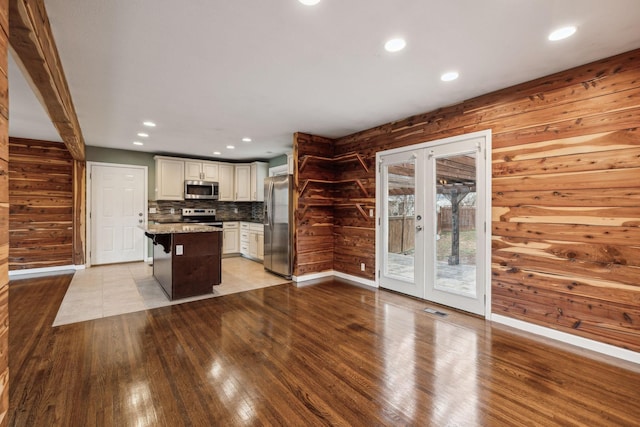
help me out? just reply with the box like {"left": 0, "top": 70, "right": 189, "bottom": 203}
{"left": 424, "top": 308, "right": 448, "bottom": 317}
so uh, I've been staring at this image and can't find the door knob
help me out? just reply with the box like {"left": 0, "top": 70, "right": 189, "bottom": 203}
{"left": 416, "top": 225, "right": 423, "bottom": 231}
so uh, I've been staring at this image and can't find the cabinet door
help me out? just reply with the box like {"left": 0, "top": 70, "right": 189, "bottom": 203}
{"left": 287, "top": 154, "right": 294, "bottom": 175}
{"left": 202, "top": 161, "right": 219, "bottom": 181}
{"left": 257, "top": 232, "right": 264, "bottom": 260}
{"left": 156, "top": 157, "right": 185, "bottom": 200}
{"left": 218, "top": 163, "right": 235, "bottom": 201}
{"left": 223, "top": 228, "right": 239, "bottom": 254}
{"left": 184, "top": 161, "right": 203, "bottom": 180}
{"left": 234, "top": 164, "right": 251, "bottom": 201}
{"left": 250, "top": 162, "right": 268, "bottom": 201}
{"left": 249, "top": 230, "right": 258, "bottom": 258}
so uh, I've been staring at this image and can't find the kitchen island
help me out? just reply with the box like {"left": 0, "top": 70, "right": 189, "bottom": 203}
{"left": 142, "top": 223, "right": 223, "bottom": 300}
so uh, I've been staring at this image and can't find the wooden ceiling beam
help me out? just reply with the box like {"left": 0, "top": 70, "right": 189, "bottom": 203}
{"left": 9, "top": 0, "right": 85, "bottom": 160}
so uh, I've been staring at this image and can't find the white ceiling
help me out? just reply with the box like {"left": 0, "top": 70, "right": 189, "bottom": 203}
{"left": 8, "top": 0, "right": 640, "bottom": 161}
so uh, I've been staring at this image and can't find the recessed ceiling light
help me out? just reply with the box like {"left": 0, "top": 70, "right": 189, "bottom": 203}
{"left": 384, "top": 38, "right": 406, "bottom": 53}
{"left": 242, "top": 137, "right": 252, "bottom": 142}
{"left": 133, "top": 141, "right": 144, "bottom": 146}
{"left": 441, "top": 71, "right": 459, "bottom": 82}
{"left": 213, "top": 151, "right": 221, "bottom": 155}
{"left": 137, "top": 132, "right": 149, "bottom": 137}
{"left": 299, "top": 0, "right": 320, "bottom": 5}
{"left": 226, "top": 145, "right": 235, "bottom": 149}
{"left": 143, "top": 121, "right": 156, "bottom": 127}
{"left": 548, "top": 26, "right": 576, "bottom": 41}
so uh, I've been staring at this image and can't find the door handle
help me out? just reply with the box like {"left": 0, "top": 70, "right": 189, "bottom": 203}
{"left": 416, "top": 225, "right": 423, "bottom": 231}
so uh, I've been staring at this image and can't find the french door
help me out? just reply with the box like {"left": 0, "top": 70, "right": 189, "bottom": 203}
{"left": 377, "top": 131, "right": 490, "bottom": 316}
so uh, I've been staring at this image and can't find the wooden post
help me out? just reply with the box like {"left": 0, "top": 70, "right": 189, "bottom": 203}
{"left": 0, "top": 0, "right": 9, "bottom": 424}
{"left": 449, "top": 189, "right": 460, "bottom": 265}
{"left": 443, "top": 185, "right": 471, "bottom": 266}
{"left": 73, "top": 160, "right": 86, "bottom": 265}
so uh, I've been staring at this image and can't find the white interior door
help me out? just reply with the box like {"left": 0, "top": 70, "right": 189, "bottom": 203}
{"left": 378, "top": 132, "right": 489, "bottom": 316}
{"left": 91, "top": 164, "right": 146, "bottom": 265}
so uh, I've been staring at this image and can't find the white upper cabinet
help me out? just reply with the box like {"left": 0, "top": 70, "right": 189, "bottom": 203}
{"left": 202, "top": 162, "right": 219, "bottom": 181}
{"left": 155, "top": 156, "right": 185, "bottom": 200}
{"left": 154, "top": 155, "right": 267, "bottom": 202}
{"left": 250, "top": 162, "right": 268, "bottom": 201}
{"left": 185, "top": 160, "right": 219, "bottom": 181}
{"left": 218, "top": 163, "right": 235, "bottom": 201}
{"left": 234, "top": 164, "right": 251, "bottom": 201}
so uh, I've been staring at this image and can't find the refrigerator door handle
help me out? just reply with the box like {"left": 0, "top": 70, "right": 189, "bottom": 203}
{"left": 266, "top": 180, "right": 274, "bottom": 228}
{"left": 263, "top": 184, "right": 269, "bottom": 226}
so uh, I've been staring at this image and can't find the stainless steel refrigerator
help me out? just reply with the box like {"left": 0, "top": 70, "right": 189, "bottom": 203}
{"left": 263, "top": 175, "right": 293, "bottom": 278}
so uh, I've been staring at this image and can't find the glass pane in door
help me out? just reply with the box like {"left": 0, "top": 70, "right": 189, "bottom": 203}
{"left": 385, "top": 162, "right": 415, "bottom": 281}
{"left": 434, "top": 153, "right": 477, "bottom": 297}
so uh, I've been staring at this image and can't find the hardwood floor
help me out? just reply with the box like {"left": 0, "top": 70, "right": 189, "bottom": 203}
{"left": 9, "top": 274, "right": 640, "bottom": 426}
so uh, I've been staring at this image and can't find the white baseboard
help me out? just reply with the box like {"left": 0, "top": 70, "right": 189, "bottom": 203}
{"left": 293, "top": 270, "right": 334, "bottom": 283}
{"left": 492, "top": 314, "right": 640, "bottom": 365}
{"left": 9, "top": 264, "right": 80, "bottom": 278}
{"left": 333, "top": 271, "right": 378, "bottom": 289}
{"left": 293, "top": 270, "right": 378, "bottom": 290}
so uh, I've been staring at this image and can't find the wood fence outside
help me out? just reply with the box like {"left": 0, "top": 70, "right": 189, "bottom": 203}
{"left": 388, "top": 208, "right": 476, "bottom": 253}
{"left": 438, "top": 206, "right": 476, "bottom": 232}
{"left": 388, "top": 216, "right": 415, "bottom": 254}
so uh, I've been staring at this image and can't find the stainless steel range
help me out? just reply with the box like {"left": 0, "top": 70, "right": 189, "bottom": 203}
{"left": 181, "top": 208, "right": 223, "bottom": 227}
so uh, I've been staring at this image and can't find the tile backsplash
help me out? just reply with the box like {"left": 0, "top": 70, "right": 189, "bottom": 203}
{"left": 149, "top": 200, "right": 264, "bottom": 223}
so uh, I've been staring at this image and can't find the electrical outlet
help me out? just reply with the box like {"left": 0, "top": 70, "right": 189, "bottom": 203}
{"left": 360, "top": 263, "right": 365, "bottom": 271}
{"left": 170, "top": 208, "right": 175, "bottom": 214}
{"left": 233, "top": 207, "right": 238, "bottom": 214}
{"left": 369, "top": 209, "right": 374, "bottom": 217}
{"left": 149, "top": 207, "right": 157, "bottom": 214}
{"left": 176, "top": 245, "right": 183, "bottom": 255}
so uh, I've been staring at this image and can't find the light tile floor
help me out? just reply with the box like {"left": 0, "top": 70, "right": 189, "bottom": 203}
{"left": 53, "top": 257, "right": 290, "bottom": 326}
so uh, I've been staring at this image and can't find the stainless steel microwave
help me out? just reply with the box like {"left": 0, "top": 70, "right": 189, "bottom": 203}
{"left": 184, "top": 180, "right": 219, "bottom": 200}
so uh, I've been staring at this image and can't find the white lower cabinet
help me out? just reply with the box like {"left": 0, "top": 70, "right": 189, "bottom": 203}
{"left": 257, "top": 232, "right": 264, "bottom": 260}
{"left": 240, "top": 222, "right": 250, "bottom": 256}
{"left": 240, "top": 222, "right": 264, "bottom": 261}
{"left": 222, "top": 222, "right": 239, "bottom": 254}
{"left": 249, "top": 223, "right": 264, "bottom": 261}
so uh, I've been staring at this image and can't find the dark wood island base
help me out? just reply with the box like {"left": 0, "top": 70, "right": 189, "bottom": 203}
{"left": 142, "top": 224, "right": 223, "bottom": 300}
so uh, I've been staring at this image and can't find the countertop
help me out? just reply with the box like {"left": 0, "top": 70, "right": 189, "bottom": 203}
{"left": 140, "top": 223, "right": 223, "bottom": 234}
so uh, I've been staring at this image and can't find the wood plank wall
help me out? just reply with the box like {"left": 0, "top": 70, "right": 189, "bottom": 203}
{"left": 293, "top": 133, "right": 335, "bottom": 276}
{"left": 332, "top": 149, "right": 375, "bottom": 278}
{"left": 8, "top": 138, "right": 74, "bottom": 270}
{"left": 296, "top": 48, "right": 640, "bottom": 352}
{"left": 0, "top": 0, "right": 8, "bottom": 423}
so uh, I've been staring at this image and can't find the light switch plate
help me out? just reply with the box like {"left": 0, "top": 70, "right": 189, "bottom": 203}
{"left": 175, "top": 245, "right": 183, "bottom": 255}
{"left": 149, "top": 207, "right": 157, "bottom": 214}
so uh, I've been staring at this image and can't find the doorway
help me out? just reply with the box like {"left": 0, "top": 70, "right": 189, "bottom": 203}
{"left": 376, "top": 130, "right": 490, "bottom": 316}
{"left": 87, "top": 163, "right": 148, "bottom": 266}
